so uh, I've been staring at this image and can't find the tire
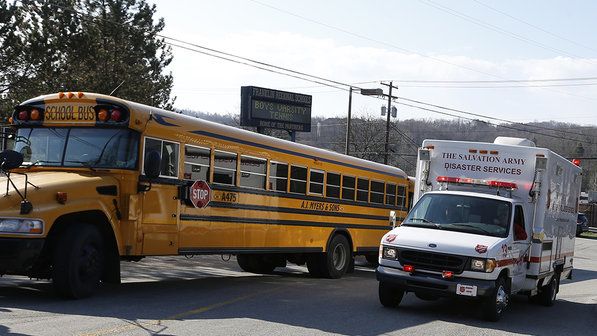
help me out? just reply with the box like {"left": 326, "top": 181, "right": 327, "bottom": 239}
{"left": 53, "top": 224, "right": 105, "bottom": 299}
{"left": 537, "top": 274, "right": 559, "bottom": 307}
{"left": 306, "top": 254, "right": 324, "bottom": 277}
{"left": 321, "top": 234, "right": 351, "bottom": 279}
{"left": 379, "top": 281, "right": 404, "bottom": 308}
{"left": 236, "top": 255, "right": 276, "bottom": 274}
{"left": 483, "top": 277, "right": 509, "bottom": 322}
{"left": 365, "top": 253, "right": 379, "bottom": 266}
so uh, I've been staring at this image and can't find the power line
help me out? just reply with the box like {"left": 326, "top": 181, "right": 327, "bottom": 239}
{"left": 396, "top": 100, "right": 595, "bottom": 145}
{"left": 23, "top": 1, "right": 597, "bottom": 145}
{"left": 396, "top": 96, "right": 595, "bottom": 138}
{"left": 420, "top": 0, "right": 597, "bottom": 67}
{"left": 392, "top": 76, "right": 597, "bottom": 84}
{"left": 397, "top": 82, "right": 597, "bottom": 88}
{"left": 472, "top": 0, "right": 597, "bottom": 55}
{"left": 248, "top": 0, "right": 597, "bottom": 103}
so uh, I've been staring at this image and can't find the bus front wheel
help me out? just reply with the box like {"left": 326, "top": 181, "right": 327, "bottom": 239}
{"left": 52, "top": 224, "right": 105, "bottom": 299}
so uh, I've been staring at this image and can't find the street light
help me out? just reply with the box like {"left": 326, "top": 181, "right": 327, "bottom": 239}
{"left": 345, "top": 87, "right": 383, "bottom": 155}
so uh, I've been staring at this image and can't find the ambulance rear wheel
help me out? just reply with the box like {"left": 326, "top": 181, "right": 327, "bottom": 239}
{"left": 53, "top": 224, "right": 105, "bottom": 299}
{"left": 537, "top": 273, "right": 559, "bottom": 306}
{"left": 483, "top": 277, "right": 509, "bottom": 322}
{"left": 379, "top": 281, "right": 404, "bottom": 308}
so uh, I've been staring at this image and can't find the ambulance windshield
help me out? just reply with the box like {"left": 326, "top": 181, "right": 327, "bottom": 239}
{"left": 403, "top": 194, "right": 511, "bottom": 238}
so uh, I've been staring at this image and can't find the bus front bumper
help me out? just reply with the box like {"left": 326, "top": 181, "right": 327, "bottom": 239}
{"left": 0, "top": 238, "right": 45, "bottom": 276}
{"left": 376, "top": 265, "right": 496, "bottom": 299}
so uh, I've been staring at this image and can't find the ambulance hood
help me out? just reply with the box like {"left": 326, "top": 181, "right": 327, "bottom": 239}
{"left": 383, "top": 225, "right": 504, "bottom": 257}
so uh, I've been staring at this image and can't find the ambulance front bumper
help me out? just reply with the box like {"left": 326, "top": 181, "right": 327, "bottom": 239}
{"left": 376, "top": 265, "right": 496, "bottom": 298}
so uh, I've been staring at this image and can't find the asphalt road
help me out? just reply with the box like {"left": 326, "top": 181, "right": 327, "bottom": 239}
{"left": 1, "top": 239, "right": 596, "bottom": 336}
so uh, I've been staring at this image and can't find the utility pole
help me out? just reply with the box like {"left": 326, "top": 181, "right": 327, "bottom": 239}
{"left": 345, "top": 87, "right": 353, "bottom": 155}
{"left": 381, "top": 82, "right": 399, "bottom": 165}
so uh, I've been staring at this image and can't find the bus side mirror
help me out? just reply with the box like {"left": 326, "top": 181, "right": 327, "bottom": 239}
{"left": 389, "top": 210, "right": 397, "bottom": 228}
{"left": 144, "top": 150, "right": 161, "bottom": 179}
{"left": 0, "top": 150, "right": 24, "bottom": 171}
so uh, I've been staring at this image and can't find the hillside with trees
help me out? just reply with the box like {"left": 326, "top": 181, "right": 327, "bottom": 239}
{"left": 180, "top": 109, "right": 597, "bottom": 192}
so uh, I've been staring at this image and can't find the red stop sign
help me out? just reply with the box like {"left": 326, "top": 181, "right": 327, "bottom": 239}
{"left": 190, "top": 180, "right": 211, "bottom": 208}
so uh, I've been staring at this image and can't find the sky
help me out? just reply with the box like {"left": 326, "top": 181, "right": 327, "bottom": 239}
{"left": 148, "top": 0, "right": 597, "bottom": 126}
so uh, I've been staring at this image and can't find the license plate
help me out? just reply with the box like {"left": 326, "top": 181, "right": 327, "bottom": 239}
{"left": 456, "top": 284, "right": 478, "bottom": 297}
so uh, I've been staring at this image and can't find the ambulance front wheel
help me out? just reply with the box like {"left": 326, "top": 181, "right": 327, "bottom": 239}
{"left": 483, "top": 276, "right": 509, "bottom": 322}
{"left": 379, "top": 281, "right": 404, "bottom": 308}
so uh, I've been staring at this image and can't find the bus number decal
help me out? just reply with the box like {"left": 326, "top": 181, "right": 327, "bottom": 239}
{"left": 216, "top": 192, "right": 238, "bottom": 203}
{"left": 300, "top": 201, "right": 340, "bottom": 212}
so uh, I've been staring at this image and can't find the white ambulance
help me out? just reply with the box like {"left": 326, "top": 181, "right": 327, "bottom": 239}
{"left": 376, "top": 137, "right": 582, "bottom": 321}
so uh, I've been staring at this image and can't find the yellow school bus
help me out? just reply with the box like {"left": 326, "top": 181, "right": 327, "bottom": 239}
{"left": 0, "top": 92, "right": 409, "bottom": 298}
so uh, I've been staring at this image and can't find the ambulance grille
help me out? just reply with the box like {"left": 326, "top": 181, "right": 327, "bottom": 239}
{"left": 399, "top": 249, "right": 467, "bottom": 273}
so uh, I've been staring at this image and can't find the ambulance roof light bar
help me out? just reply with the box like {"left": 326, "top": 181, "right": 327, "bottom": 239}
{"left": 436, "top": 176, "right": 517, "bottom": 190}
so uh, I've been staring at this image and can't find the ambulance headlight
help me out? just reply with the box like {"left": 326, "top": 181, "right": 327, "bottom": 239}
{"left": 382, "top": 246, "right": 398, "bottom": 260}
{"left": 470, "top": 258, "right": 497, "bottom": 272}
{"left": 0, "top": 218, "right": 44, "bottom": 234}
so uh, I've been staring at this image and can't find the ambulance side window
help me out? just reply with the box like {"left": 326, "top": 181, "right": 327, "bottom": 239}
{"left": 513, "top": 205, "right": 527, "bottom": 241}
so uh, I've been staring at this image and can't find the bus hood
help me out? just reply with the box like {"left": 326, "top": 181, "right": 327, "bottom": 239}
{"left": 0, "top": 171, "right": 119, "bottom": 214}
{"left": 383, "top": 225, "right": 504, "bottom": 258}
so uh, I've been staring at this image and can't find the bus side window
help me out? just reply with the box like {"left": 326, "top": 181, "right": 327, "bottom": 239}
{"left": 397, "top": 185, "right": 407, "bottom": 208}
{"left": 184, "top": 145, "right": 210, "bottom": 181}
{"left": 289, "top": 165, "right": 307, "bottom": 194}
{"left": 143, "top": 137, "right": 179, "bottom": 178}
{"left": 240, "top": 155, "right": 266, "bottom": 189}
{"left": 309, "top": 169, "right": 324, "bottom": 195}
{"left": 326, "top": 172, "right": 340, "bottom": 198}
{"left": 370, "top": 180, "right": 384, "bottom": 204}
{"left": 342, "top": 175, "right": 355, "bottom": 201}
{"left": 269, "top": 161, "right": 288, "bottom": 192}
{"left": 213, "top": 150, "right": 237, "bottom": 186}
{"left": 357, "top": 178, "right": 369, "bottom": 202}
{"left": 386, "top": 183, "right": 397, "bottom": 206}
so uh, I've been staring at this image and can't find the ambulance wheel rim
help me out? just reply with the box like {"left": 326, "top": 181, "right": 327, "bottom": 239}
{"left": 495, "top": 285, "right": 508, "bottom": 313}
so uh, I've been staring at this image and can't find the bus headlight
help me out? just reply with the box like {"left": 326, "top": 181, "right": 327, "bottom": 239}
{"left": 0, "top": 218, "right": 44, "bottom": 234}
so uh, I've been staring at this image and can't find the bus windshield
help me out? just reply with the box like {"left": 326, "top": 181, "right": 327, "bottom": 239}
{"left": 403, "top": 193, "right": 511, "bottom": 238}
{"left": 11, "top": 127, "right": 140, "bottom": 169}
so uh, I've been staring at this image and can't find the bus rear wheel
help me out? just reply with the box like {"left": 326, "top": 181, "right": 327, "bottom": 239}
{"left": 308, "top": 234, "right": 351, "bottom": 279}
{"left": 52, "top": 224, "right": 105, "bottom": 299}
{"left": 237, "top": 255, "right": 276, "bottom": 274}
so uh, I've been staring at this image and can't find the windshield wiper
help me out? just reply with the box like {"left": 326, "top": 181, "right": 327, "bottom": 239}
{"left": 443, "top": 223, "right": 493, "bottom": 235}
{"left": 24, "top": 160, "right": 62, "bottom": 169}
{"left": 409, "top": 217, "right": 433, "bottom": 223}
{"left": 402, "top": 218, "right": 444, "bottom": 229}
{"left": 63, "top": 160, "right": 97, "bottom": 171}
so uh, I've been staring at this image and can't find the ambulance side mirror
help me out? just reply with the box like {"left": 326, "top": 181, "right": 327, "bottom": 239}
{"left": 389, "top": 210, "right": 397, "bottom": 228}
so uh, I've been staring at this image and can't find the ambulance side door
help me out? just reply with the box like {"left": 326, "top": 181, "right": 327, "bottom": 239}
{"left": 511, "top": 204, "right": 530, "bottom": 292}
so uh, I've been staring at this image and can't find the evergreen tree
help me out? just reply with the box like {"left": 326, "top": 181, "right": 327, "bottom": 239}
{"left": 0, "top": 0, "right": 174, "bottom": 119}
